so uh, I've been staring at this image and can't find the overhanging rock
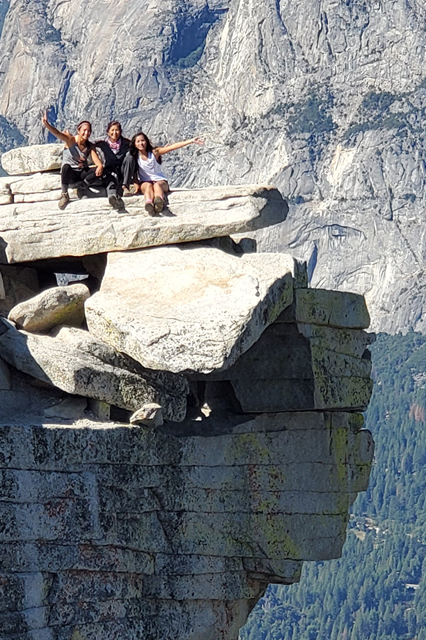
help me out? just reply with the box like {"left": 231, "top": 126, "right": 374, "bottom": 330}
{"left": 85, "top": 245, "right": 296, "bottom": 374}
{"left": 0, "top": 185, "right": 288, "bottom": 263}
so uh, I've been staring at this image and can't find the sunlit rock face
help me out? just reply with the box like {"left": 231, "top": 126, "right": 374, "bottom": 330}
{"left": 1, "top": 0, "right": 425, "bottom": 332}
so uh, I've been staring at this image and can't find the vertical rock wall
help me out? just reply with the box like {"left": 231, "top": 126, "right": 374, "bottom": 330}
{"left": 0, "top": 287, "right": 374, "bottom": 640}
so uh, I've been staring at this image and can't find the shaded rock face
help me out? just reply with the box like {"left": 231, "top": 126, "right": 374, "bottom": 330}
{"left": 0, "top": 414, "right": 373, "bottom": 640}
{"left": 0, "top": 0, "right": 424, "bottom": 331}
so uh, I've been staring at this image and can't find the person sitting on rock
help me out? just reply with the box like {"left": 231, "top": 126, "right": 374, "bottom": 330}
{"left": 94, "top": 121, "right": 129, "bottom": 211}
{"left": 124, "top": 131, "right": 204, "bottom": 215}
{"left": 42, "top": 111, "right": 104, "bottom": 210}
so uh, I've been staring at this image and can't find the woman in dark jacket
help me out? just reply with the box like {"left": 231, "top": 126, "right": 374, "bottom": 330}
{"left": 94, "top": 121, "right": 130, "bottom": 210}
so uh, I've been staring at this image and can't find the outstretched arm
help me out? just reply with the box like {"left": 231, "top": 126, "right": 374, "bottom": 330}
{"left": 41, "top": 110, "right": 74, "bottom": 146}
{"left": 155, "top": 137, "right": 204, "bottom": 157}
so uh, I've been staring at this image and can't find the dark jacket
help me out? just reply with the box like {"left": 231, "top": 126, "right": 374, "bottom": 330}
{"left": 94, "top": 137, "right": 130, "bottom": 173}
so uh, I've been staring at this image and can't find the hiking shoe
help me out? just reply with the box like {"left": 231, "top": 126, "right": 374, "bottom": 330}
{"left": 116, "top": 196, "right": 126, "bottom": 212}
{"left": 76, "top": 184, "right": 86, "bottom": 199}
{"left": 154, "top": 196, "right": 164, "bottom": 214}
{"left": 109, "top": 194, "right": 125, "bottom": 211}
{"left": 58, "top": 193, "right": 70, "bottom": 210}
{"left": 122, "top": 185, "right": 137, "bottom": 197}
{"left": 145, "top": 201, "right": 155, "bottom": 216}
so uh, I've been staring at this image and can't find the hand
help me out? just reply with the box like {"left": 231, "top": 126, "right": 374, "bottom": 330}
{"left": 192, "top": 137, "right": 204, "bottom": 145}
{"left": 95, "top": 165, "right": 103, "bottom": 177}
{"left": 41, "top": 110, "right": 49, "bottom": 127}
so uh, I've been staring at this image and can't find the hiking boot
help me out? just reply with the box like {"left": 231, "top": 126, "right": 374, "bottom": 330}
{"left": 109, "top": 194, "right": 125, "bottom": 211}
{"left": 58, "top": 193, "right": 70, "bottom": 210}
{"left": 154, "top": 196, "right": 164, "bottom": 214}
{"left": 76, "top": 184, "right": 86, "bottom": 199}
{"left": 116, "top": 196, "right": 126, "bottom": 212}
{"left": 145, "top": 200, "right": 155, "bottom": 216}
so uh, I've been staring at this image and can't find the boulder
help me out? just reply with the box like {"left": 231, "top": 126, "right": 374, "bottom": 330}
{"left": 0, "top": 319, "right": 188, "bottom": 421}
{"left": 1, "top": 144, "right": 64, "bottom": 175}
{"left": 85, "top": 246, "right": 296, "bottom": 374}
{"left": 0, "top": 185, "right": 288, "bottom": 263}
{"left": 53, "top": 325, "right": 191, "bottom": 398}
{"left": 8, "top": 283, "right": 91, "bottom": 332}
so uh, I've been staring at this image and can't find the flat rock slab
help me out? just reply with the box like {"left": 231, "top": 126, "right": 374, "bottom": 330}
{"left": 0, "top": 185, "right": 288, "bottom": 263}
{"left": 85, "top": 246, "right": 295, "bottom": 374}
{"left": 0, "top": 319, "right": 188, "bottom": 421}
{"left": 8, "top": 172, "right": 61, "bottom": 194}
{"left": 1, "top": 144, "right": 64, "bottom": 175}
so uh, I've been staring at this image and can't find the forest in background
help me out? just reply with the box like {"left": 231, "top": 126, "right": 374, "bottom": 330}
{"left": 241, "top": 332, "right": 426, "bottom": 640}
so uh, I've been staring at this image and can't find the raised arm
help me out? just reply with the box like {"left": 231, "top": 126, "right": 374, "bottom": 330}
{"left": 41, "top": 110, "right": 74, "bottom": 146}
{"left": 155, "top": 137, "right": 204, "bottom": 157}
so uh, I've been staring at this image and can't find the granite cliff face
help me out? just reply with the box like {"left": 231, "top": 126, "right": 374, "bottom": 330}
{"left": 0, "top": 0, "right": 425, "bottom": 331}
{"left": 0, "top": 148, "right": 374, "bottom": 639}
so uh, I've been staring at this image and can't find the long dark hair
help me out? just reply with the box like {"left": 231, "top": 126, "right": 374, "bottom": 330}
{"left": 129, "top": 131, "right": 162, "bottom": 163}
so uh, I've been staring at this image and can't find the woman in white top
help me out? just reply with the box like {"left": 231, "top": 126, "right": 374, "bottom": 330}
{"left": 127, "top": 131, "right": 203, "bottom": 215}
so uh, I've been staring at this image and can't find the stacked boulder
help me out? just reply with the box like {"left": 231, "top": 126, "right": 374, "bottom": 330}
{"left": 0, "top": 145, "right": 374, "bottom": 640}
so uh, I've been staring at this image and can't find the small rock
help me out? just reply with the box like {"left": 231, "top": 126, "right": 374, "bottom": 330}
{"left": 8, "top": 283, "right": 90, "bottom": 332}
{"left": 130, "top": 403, "right": 164, "bottom": 427}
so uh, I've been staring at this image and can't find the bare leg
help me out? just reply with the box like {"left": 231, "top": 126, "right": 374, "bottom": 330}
{"left": 153, "top": 181, "right": 169, "bottom": 198}
{"left": 141, "top": 182, "right": 154, "bottom": 201}
{"left": 153, "top": 181, "right": 169, "bottom": 213}
{"left": 141, "top": 182, "right": 155, "bottom": 215}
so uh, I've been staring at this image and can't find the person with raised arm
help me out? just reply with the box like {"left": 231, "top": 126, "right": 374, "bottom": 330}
{"left": 41, "top": 111, "right": 104, "bottom": 210}
{"left": 124, "top": 132, "right": 204, "bottom": 215}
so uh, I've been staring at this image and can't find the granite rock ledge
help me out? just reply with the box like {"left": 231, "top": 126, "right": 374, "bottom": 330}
{"left": 0, "top": 146, "right": 374, "bottom": 640}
